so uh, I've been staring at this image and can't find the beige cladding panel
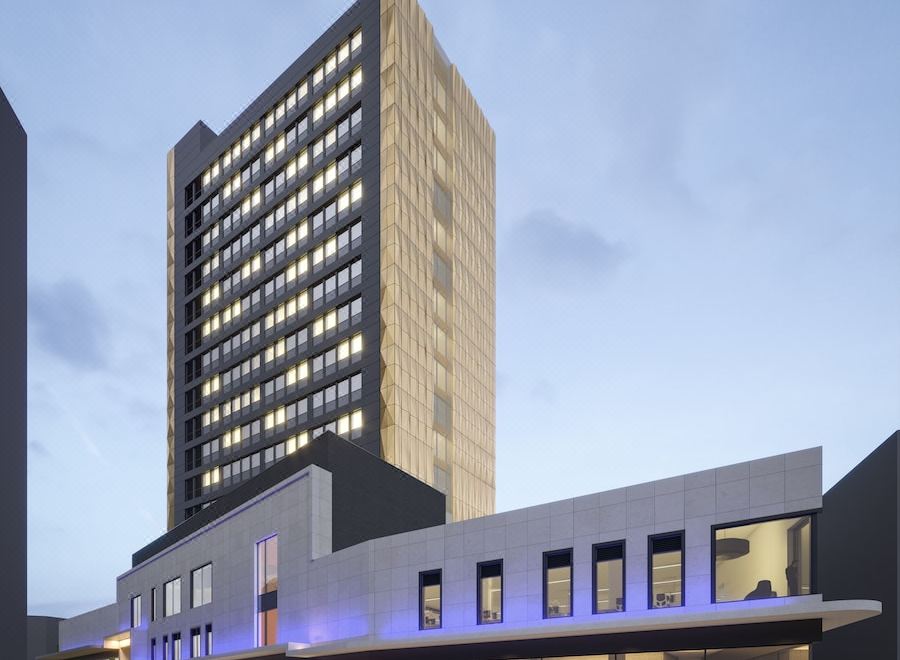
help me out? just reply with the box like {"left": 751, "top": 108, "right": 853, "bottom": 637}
{"left": 379, "top": 0, "right": 495, "bottom": 520}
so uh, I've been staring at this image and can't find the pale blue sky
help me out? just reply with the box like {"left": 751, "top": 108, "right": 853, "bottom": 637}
{"left": 4, "top": 0, "right": 897, "bottom": 617}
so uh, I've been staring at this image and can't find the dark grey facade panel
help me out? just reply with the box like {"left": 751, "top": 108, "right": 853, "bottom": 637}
{"left": 170, "top": 0, "right": 382, "bottom": 524}
{"left": 816, "top": 431, "right": 899, "bottom": 659}
{"left": 27, "top": 616, "right": 63, "bottom": 660}
{"left": 0, "top": 85, "right": 27, "bottom": 660}
{"left": 134, "top": 431, "right": 445, "bottom": 567}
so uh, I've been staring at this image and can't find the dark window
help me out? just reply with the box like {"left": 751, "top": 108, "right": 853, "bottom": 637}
{"left": 543, "top": 549, "right": 572, "bottom": 618}
{"left": 714, "top": 514, "right": 815, "bottom": 603}
{"left": 150, "top": 638, "right": 156, "bottom": 660}
{"left": 185, "top": 298, "right": 201, "bottom": 324}
{"left": 185, "top": 237, "right": 201, "bottom": 265}
{"left": 172, "top": 632, "right": 181, "bottom": 660}
{"left": 419, "top": 570, "right": 441, "bottom": 630}
{"left": 593, "top": 541, "right": 625, "bottom": 613}
{"left": 185, "top": 446, "right": 202, "bottom": 472}
{"left": 130, "top": 594, "right": 142, "bottom": 628}
{"left": 150, "top": 587, "right": 158, "bottom": 622}
{"left": 649, "top": 532, "right": 684, "bottom": 609}
{"left": 191, "top": 563, "right": 213, "bottom": 607}
{"left": 185, "top": 357, "right": 202, "bottom": 384}
{"left": 185, "top": 476, "right": 202, "bottom": 501}
{"left": 477, "top": 560, "right": 502, "bottom": 624}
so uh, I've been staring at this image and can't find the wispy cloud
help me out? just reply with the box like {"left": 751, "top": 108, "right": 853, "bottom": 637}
{"left": 500, "top": 210, "right": 626, "bottom": 288}
{"left": 29, "top": 279, "right": 109, "bottom": 370}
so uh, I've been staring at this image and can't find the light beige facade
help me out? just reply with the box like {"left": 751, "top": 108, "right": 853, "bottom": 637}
{"left": 379, "top": 0, "right": 496, "bottom": 521}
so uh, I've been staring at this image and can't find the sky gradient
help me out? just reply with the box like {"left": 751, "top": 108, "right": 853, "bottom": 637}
{"left": 3, "top": 0, "right": 898, "bottom": 617}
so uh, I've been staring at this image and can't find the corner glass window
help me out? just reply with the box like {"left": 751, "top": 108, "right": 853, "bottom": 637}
{"left": 544, "top": 549, "right": 572, "bottom": 618}
{"left": 477, "top": 560, "right": 503, "bottom": 624}
{"left": 419, "top": 570, "right": 442, "bottom": 629}
{"left": 594, "top": 541, "right": 625, "bottom": 613}
{"left": 715, "top": 515, "right": 814, "bottom": 603}
{"left": 649, "top": 532, "right": 683, "bottom": 608}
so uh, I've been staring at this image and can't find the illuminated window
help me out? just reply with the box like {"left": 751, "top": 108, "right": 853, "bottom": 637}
{"left": 714, "top": 515, "right": 814, "bottom": 603}
{"left": 649, "top": 532, "right": 683, "bottom": 608}
{"left": 477, "top": 560, "right": 502, "bottom": 624}
{"left": 594, "top": 541, "right": 625, "bottom": 613}
{"left": 419, "top": 570, "right": 441, "bottom": 629}
{"left": 257, "top": 535, "right": 278, "bottom": 647}
{"left": 544, "top": 549, "right": 572, "bottom": 618}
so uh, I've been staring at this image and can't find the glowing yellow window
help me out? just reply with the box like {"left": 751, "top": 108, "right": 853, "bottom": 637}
{"left": 298, "top": 291, "right": 308, "bottom": 308}
{"left": 351, "top": 180, "right": 363, "bottom": 203}
{"left": 286, "top": 367, "right": 296, "bottom": 386}
{"left": 223, "top": 181, "right": 232, "bottom": 198}
{"left": 325, "top": 310, "right": 337, "bottom": 330}
{"left": 351, "top": 31, "right": 362, "bottom": 51}
{"left": 224, "top": 152, "right": 232, "bottom": 169}
{"left": 338, "top": 42, "right": 350, "bottom": 64}
{"left": 325, "top": 90, "right": 336, "bottom": 112}
{"left": 265, "top": 345, "right": 275, "bottom": 363}
{"left": 337, "top": 340, "right": 350, "bottom": 361}
{"left": 211, "top": 162, "right": 220, "bottom": 178}
{"left": 276, "top": 135, "right": 285, "bottom": 154}
{"left": 351, "top": 410, "right": 363, "bottom": 430}
{"left": 286, "top": 263, "right": 297, "bottom": 281}
{"left": 297, "top": 431, "right": 309, "bottom": 448}
{"left": 286, "top": 436, "right": 297, "bottom": 454}
{"left": 265, "top": 312, "right": 275, "bottom": 329}
{"left": 325, "top": 163, "right": 336, "bottom": 185}
{"left": 242, "top": 132, "right": 251, "bottom": 150}
{"left": 297, "top": 256, "right": 308, "bottom": 275}
{"left": 297, "top": 220, "right": 308, "bottom": 240}
{"left": 232, "top": 173, "right": 241, "bottom": 190}
{"left": 286, "top": 160, "right": 296, "bottom": 179}
{"left": 297, "top": 361, "right": 308, "bottom": 380}
{"left": 298, "top": 81, "right": 308, "bottom": 99}
{"left": 338, "top": 79, "right": 349, "bottom": 101}
{"left": 313, "top": 66, "right": 324, "bottom": 86}
{"left": 297, "top": 149, "right": 308, "bottom": 170}
{"left": 276, "top": 101, "right": 286, "bottom": 121}
{"left": 201, "top": 321, "right": 211, "bottom": 337}
{"left": 265, "top": 144, "right": 275, "bottom": 163}
{"left": 313, "top": 245, "right": 324, "bottom": 265}
{"left": 211, "top": 467, "right": 221, "bottom": 485}
{"left": 337, "top": 191, "right": 350, "bottom": 212}
{"left": 325, "top": 237, "right": 336, "bottom": 257}
{"left": 202, "top": 170, "right": 211, "bottom": 186}
{"left": 252, "top": 124, "right": 261, "bottom": 142}
{"left": 313, "top": 101, "right": 324, "bottom": 122}
{"left": 286, "top": 196, "right": 297, "bottom": 214}
{"left": 265, "top": 111, "right": 274, "bottom": 131}
{"left": 286, "top": 298, "right": 297, "bottom": 317}
{"left": 325, "top": 53, "right": 337, "bottom": 75}
{"left": 313, "top": 173, "right": 324, "bottom": 194}
{"left": 275, "top": 407, "right": 286, "bottom": 426}
{"left": 252, "top": 189, "right": 261, "bottom": 207}
{"left": 297, "top": 186, "right": 308, "bottom": 206}
{"left": 351, "top": 67, "right": 362, "bottom": 88}
{"left": 202, "top": 472, "right": 211, "bottom": 488}
{"left": 313, "top": 318, "right": 324, "bottom": 336}
{"left": 242, "top": 198, "right": 251, "bottom": 215}
{"left": 275, "top": 339, "right": 285, "bottom": 358}
{"left": 275, "top": 306, "right": 285, "bottom": 324}
{"left": 337, "top": 415, "right": 350, "bottom": 435}
{"left": 251, "top": 254, "right": 261, "bottom": 272}
{"left": 252, "top": 386, "right": 260, "bottom": 403}
{"left": 241, "top": 261, "right": 251, "bottom": 279}
{"left": 264, "top": 412, "right": 275, "bottom": 430}
{"left": 351, "top": 333, "right": 363, "bottom": 354}
{"left": 233, "top": 299, "right": 241, "bottom": 316}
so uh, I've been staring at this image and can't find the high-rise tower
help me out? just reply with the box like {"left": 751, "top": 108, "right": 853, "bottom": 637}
{"left": 167, "top": 0, "right": 495, "bottom": 528}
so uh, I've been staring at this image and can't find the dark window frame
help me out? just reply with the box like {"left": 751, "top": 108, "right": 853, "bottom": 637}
{"left": 542, "top": 548, "right": 573, "bottom": 619}
{"left": 710, "top": 510, "right": 819, "bottom": 604}
{"left": 647, "top": 530, "right": 685, "bottom": 610}
{"left": 191, "top": 562, "right": 213, "bottom": 608}
{"left": 130, "top": 593, "right": 142, "bottom": 628}
{"left": 476, "top": 559, "right": 503, "bottom": 625}
{"left": 418, "top": 569, "right": 442, "bottom": 630}
{"left": 592, "top": 539, "right": 626, "bottom": 614}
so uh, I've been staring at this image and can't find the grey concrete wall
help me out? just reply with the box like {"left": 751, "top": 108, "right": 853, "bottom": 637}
{"left": 79, "top": 447, "right": 824, "bottom": 657}
{"left": 59, "top": 604, "right": 119, "bottom": 651}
